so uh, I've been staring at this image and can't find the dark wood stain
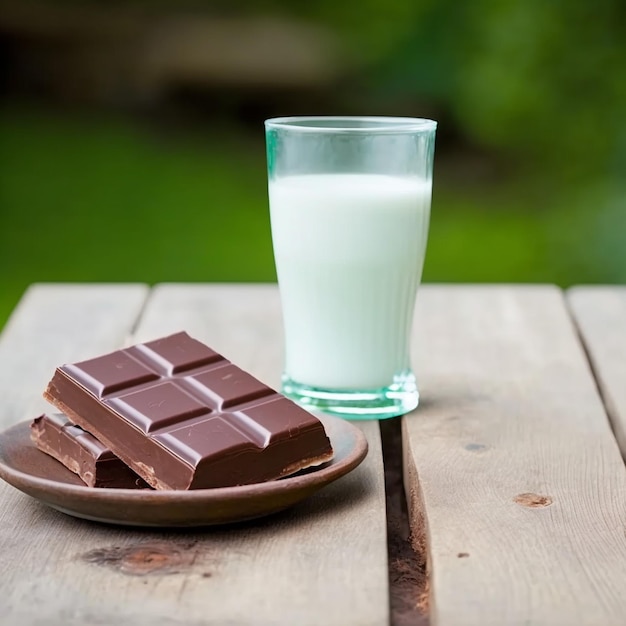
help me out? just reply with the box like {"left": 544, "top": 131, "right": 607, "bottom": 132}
{"left": 81, "top": 540, "right": 204, "bottom": 576}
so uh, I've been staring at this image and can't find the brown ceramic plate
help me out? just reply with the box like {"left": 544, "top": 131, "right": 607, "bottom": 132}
{"left": 0, "top": 415, "right": 367, "bottom": 527}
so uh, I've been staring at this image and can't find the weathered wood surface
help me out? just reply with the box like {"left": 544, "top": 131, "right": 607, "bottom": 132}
{"left": 403, "top": 285, "right": 626, "bottom": 626}
{"left": 0, "top": 283, "right": 149, "bottom": 429}
{"left": 568, "top": 286, "right": 626, "bottom": 458}
{"left": 131, "top": 284, "right": 389, "bottom": 626}
{"left": 0, "top": 283, "right": 389, "bottom": 626}
{"left": 136, "top": 283, "right": 286, "bottom": 390}
{"left": 0, "top": 283, "right": 149, "bottom": 626}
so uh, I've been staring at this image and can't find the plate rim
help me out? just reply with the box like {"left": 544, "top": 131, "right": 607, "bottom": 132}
{"left": 0, "top": 414, "right": 369, "bottom": 521}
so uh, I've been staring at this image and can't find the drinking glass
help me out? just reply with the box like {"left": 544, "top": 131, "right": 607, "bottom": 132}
{"left": 265, "top": 116, "right": 436, "bottom": 419}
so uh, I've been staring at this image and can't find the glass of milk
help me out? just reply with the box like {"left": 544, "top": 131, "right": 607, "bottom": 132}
{"left": 265, "top": 116, "right": 436, "bottom": 419}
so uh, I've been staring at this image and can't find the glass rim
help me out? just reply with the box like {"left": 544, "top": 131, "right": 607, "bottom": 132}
{"left": 264, "top": 116, "right": 437, "bottom": 134}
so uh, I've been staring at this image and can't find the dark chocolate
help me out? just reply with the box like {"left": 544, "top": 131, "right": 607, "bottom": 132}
{"left": 30, "top": 413, "right": 148, "bottom": 488}
{"left": 44, "top": 332, "right": 333, "bottom": 490}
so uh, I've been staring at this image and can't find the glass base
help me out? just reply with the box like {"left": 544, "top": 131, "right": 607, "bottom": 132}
{"left": 281, "top": 371, "right": 419, "bottom": 420}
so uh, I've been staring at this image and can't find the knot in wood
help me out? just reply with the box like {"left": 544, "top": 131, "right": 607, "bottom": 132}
{"left": 82, "top": 541, "right": 196, "bottom": 575}
{"left": 513, "top": 493, "right": 553, "bottom": 508}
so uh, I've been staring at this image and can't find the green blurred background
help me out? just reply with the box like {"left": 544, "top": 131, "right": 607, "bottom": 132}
{"left": 1, "top": 0, "right": 625, "bottom": 329}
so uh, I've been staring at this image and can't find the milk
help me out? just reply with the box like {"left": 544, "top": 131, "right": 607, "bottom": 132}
{"left": 269, "top": 174, "right": 431, "bottom": 390}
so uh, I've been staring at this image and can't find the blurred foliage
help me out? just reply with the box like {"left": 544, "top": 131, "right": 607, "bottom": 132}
{"left": 35, "top": 0, "right": 626, "bottom": 169}
{"left": 367, "top": 0, "right": 626, "bottom": 173}
{"left": 0, "top": 107, "right": 275, "bottom": 327}
{"left": 122, "top": 0, "right": 626, "bottom": 176}
{"left": 1, "top": 0, "right": 625, "bottom": 328}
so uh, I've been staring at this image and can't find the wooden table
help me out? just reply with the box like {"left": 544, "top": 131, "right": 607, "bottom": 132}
{"left": 1, "top": 283, "right": 625, "bottom": 626}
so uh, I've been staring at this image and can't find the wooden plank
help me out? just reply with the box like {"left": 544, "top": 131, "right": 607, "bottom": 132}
{"left": 0, "top": 283, "right": 149, "bottom": 428}
{"left": 403, "top": 285, "right": 626, "bottom": 626}
{"left": 567, "top": 286, "right": 626, "bottom": 457}
{"left": 136, "top": 283, "right": 285, "bottom": 389}
{"left": 0, "top": 283, "right": 149, "bottom": 625}
{"left": 121, "top": 283, "right": 388, "bottom": 626}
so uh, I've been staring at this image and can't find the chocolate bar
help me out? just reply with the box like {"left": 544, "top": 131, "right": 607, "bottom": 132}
{"left": 44, "top": 332, "right": 333, "bottom": 490}
{"left": 30, "top": 413, "right": 148, "bottom": 488}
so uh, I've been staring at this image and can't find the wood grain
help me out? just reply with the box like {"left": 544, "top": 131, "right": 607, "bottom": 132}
{"left": 403, "top": 285, "right": 626, "bottom": 626}
{"left": 0, "top": 283, "right": 149, "bottom": 625}
{"left": 136, "top": 283, "right": 286, "bottom": 389}
{"left": 0, "top": 283, "right": 390, "bottom": 626}
{"left": 567, "top": 286, "right": 626, "bottom": 457}
{"left": 128, "top": 283, "right": 389, "bottom": 626}
{"left": 0, "top": 283, "right": 149, "bottom": 428}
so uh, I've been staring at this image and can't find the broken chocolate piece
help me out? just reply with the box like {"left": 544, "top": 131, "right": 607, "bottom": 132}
{"left": 44, "top": 332, "right": 334, "bottom": 490}
{"left": 30, "top": 413, "right": 148, "bottom": 488}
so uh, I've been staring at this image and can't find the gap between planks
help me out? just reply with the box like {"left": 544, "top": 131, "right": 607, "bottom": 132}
{"left": 122, "top": 283, "right": 392, "bottom": 626}
{"left": 402, "top": 285, "right": 626, "bottom": 626}
{"left": 0, "top": 284, "right": 389, "bottom": 626}
{"left": 566, "top": 286, "right": 626, "bottom": 461}
{"left": 380, "top": 417, "right": 429, "bottom": 626}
